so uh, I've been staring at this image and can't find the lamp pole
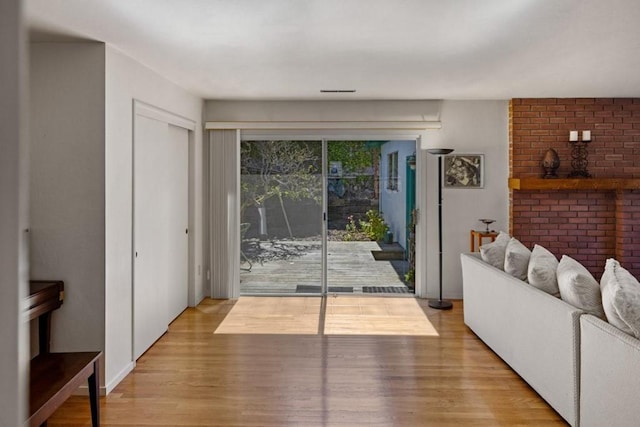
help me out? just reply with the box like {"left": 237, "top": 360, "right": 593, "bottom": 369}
{"left": 427, "top": 148, "right": 454, "bottom": 310}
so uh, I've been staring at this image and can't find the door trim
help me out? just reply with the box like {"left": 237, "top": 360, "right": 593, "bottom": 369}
{"left": 132, "top": 100, "right": 196, "bottom": 361}
{"left": 135, "top": 100, "right": 196, "bottom": 131}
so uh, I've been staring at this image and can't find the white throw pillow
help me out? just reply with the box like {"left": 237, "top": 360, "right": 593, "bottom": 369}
{"left": 504, "top": 237, "right": 531, "bottom": 281}
{"left": 557, "top": 255, "right": 605, "bottom": 318}
{"left": 601, "top": 258, "right": 640, "bottom": 339}
{"left": 480, "top": 231, "right": 510, "bottom": 270}
{"left": 527, "top": 244, "right": 560, "bottom": 296}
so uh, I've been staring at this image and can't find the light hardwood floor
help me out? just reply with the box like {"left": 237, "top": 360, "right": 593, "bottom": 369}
{"left": 49, "top": 297, "right": 566, "bottom": 426}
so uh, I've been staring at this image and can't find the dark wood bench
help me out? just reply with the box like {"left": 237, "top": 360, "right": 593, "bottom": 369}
{"left": 27, "top": 281, "right": 101, "bottom": 427}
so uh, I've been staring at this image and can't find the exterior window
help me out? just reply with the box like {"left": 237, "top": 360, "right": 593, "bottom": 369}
{"left": 387, "top": 151, "right": 398, "bottom": 191}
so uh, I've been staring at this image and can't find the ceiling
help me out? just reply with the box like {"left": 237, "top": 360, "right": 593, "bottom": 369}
{"left": 25, "top": 0, "right": 640, "bottom": 100}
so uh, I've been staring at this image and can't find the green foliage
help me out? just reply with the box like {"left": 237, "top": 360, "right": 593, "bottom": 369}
{"left": 343, "top": 215, "right": 359, "bottom": 241}
{"left": 359, "top": 209, "right": 389, "bottom": 241}
{"left": 240, "top": 141, "right": 322, "bottom": 214}
{"left": 404, "top": 269, "right": 415, "bottom": 284}
{"left": 327, "top": 141, "right": 378, "bottom": 174}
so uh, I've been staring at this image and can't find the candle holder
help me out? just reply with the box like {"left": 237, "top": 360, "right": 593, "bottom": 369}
{"left": 568, "top": 132, "right": 592, "bottom": 178}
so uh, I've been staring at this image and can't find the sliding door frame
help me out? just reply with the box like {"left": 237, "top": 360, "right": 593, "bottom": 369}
{"left": 237, "top": 137, "right": 326, "bottom": 296}
{"left": 236, "top": 130, "right": 424, "bottom": 297}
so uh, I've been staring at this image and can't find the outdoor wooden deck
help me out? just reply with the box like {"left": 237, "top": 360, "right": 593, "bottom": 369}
{"left": 240, "top": 241, "right": 412, "bottom": 294}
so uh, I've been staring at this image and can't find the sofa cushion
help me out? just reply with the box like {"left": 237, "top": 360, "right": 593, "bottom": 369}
{"left": 480, "top": 231, "right": 510, "bottom": 270}
{"left": 527, "top": 244, "right": 560, "bottom": 296}
{"left": 557, "top": 255, "right": 605, "bottom": 318}
{"left": 504, "top": 237, "right": 531, "bottom": 281}
{"left": 601, "top": 258, "right": 640, "bottom": 339}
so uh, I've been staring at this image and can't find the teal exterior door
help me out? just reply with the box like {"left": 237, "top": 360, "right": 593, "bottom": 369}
{"left": 405, "top": 156, "right": 416, "bottom": 252}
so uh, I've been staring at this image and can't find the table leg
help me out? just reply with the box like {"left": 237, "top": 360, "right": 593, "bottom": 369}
{"left": 88, "top": 360, "right": 100, "bottom": 426}
{"left": 38, "top": 313, "right": 51, "bottom": 355}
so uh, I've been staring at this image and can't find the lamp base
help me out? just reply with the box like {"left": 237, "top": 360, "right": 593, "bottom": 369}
{"left": 428, "top": 299, "right": 453, "bottom": 310}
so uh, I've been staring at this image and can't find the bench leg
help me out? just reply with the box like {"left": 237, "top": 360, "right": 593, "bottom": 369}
{"left": 38, "top": 312, "right": 52, "bottom": 354}
{"left": 88, "top": 360, "right": 100, "bottom": 426}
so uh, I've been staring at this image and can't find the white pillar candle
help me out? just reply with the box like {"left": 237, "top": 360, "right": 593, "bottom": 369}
{"left": 582, "top": 130, "right": 591, "bottom": 141}
{"left": 569, "top": 131, "right": 578, "bottom": 142}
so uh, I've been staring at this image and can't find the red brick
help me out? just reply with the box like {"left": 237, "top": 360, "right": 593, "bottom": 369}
{"left": 569, "top": 205, "right": 589, "bottom": 211}
{"left": 595, "top": 110, "right": 614, "bottom": 117}
{"left": 594, "top": 123, "right": 615, "bottom": 129}
{"left": 546, "top": 105, "right": 567, "bottom": 112}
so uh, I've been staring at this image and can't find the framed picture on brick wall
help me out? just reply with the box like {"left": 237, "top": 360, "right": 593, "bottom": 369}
{"left": 443, "top": 154, "right": 484, "bottom": 188}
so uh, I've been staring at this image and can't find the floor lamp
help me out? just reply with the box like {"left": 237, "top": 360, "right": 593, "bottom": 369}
{"left": 427, "top": 148, "right": 454, "bottom": 310}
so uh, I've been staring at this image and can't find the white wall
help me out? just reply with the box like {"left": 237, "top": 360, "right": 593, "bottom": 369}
{"left": 204, "top": 100, "right": 510, "bottom": 300}
{"left": 105, "top": 46, "right": 203, "bottom": 392}
{"left": 29, "top": 43, "right": 106, "bottom": 358}
{"left": 0, "top": 0, "right": 28, "bottom": 423}
{"left": 380, "top": 140, "right": 416, "bottom": 249}
{"left": 421, "top": 100, "right": 509, "bottom": 299}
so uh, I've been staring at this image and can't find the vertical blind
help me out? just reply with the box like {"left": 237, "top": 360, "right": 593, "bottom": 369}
{"left": 209, "top": 130, "right": 240, "bottom": 298}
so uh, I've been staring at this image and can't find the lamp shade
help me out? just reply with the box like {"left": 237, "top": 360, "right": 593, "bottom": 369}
{"left": 426, "top": 148, "right": 454, "bottom": 156}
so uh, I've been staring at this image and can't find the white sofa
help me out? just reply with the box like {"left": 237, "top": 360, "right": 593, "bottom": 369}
{"left": 580, "top": 314, "right": 640, "bottom": 427}
{"left": 461, "top": 252, "right": 583, "bottom": 426}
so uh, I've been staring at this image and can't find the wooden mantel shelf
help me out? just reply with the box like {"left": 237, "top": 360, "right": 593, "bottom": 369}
{"left": 509, "top": 178, "right": 640, "bottom": 191}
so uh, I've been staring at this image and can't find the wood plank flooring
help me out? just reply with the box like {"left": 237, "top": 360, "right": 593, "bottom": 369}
{"left": 48, "top": 297, "right": 566, "bottom": 426}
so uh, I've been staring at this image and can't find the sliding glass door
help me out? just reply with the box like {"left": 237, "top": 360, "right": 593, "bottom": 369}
{"left": 240, "top": 140, "right": 324, "bottom": 294}
{"left": 326, "top": 140, "right": 416, "bottom": 295}
{"left": 239, "top": 138, "right": 416, "bottom": 296}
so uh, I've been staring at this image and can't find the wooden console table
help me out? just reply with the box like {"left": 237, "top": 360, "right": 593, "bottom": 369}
{"left": 470, "top": 230, "right": 499, "bottom": 252}
{"left": 27, "top": 281, "right": 101, "bottom": 427}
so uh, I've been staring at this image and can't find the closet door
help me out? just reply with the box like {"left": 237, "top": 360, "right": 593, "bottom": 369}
{"left": 165, "top": 124, "right": 189, "bottom": 323}
{"left": 133, "top": 116, "right": 188, "bottom": 360}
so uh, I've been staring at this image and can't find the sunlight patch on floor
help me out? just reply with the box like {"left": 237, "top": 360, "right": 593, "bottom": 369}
{"left": 214, "top": 297, "right": 322, "bottom": 334}
{"left": 213, "top": 296, "right": 439, "bottom": 336}
{"left": 323, "top": 295, "right": 439, "bottom": 336}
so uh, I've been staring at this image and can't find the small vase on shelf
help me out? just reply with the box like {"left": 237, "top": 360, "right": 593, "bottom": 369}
{"left": 542, "top": 148, "right": 560, "bottom": 179}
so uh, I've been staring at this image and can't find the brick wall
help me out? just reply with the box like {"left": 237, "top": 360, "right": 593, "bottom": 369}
{"left": 616, "top": 190, "right": 640, "bottom": 270}
{"left": 510, "top": 98, "right": 640, "bottom": 278}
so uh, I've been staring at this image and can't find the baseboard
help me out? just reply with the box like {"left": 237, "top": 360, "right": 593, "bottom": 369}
{"left": 73, "top": 361, "right": 136, "bottom": 396}
{"left": 105, "top": 361, "right": 136, "bottom": 394}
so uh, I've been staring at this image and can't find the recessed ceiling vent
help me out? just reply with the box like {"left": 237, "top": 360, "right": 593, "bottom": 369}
{"left": 320, "top": 89, "right": 356, "bottom": 93}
